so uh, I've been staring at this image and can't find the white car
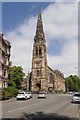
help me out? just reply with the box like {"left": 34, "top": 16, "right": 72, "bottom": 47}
{"left": 16, "top": 91, "right": 32, "bottom": 100}
{"left": 16, "top": 92, "right": 27, "bottom": 100}
{"left": 69, "top": 92, "right": 73, "bottom": 94}
{"left": 26, "top": 92, "right": 33, "bottom": 98}
{"left": 72, "top": 93, "right": 80, "bottom": 103}
{"left": 38, "top": 91, "right": 46, "bottom": 98}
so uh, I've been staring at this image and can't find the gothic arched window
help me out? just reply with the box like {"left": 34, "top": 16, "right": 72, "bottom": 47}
{"left": 36, "top": 47, "right": 38, "bottom": 56}
{"left": 37, "top": 70, "right": 40, "bottom": 76}
{"left": 39, "top": 47, "right": 42, "bottom": 56}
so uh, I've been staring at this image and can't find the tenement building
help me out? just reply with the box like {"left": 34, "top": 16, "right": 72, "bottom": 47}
{"left": 27, "top": 12, "right": 65, "bottom": 92}
{"left": 0, "top": 33, "right": 11, "bottom": 88}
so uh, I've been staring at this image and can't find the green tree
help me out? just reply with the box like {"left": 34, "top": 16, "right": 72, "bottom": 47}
{"left": 2, "top": 62, "right": 25, "bottom": 100}
{"left": 65, "top": 75, "right": 80, "bottom": 92}
{"left": 8, "top": 65, "right": 25, "bottom": 89}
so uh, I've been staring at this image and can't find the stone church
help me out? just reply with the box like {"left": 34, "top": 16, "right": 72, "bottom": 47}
{"left": 25, "top": 12, "right": 65, "bottom": 92}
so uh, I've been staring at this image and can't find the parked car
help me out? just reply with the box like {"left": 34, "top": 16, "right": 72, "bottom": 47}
{"left": 26, "top": 92, "right": 33, "bottom": 98}
{"left": 69, "top": 92, "right": 73, "bottom": 94}
{"left": 16, "top": 91, "right": 32, "bottom": 100}
{"left": 16, "top": 92, "right": 27, "bottom": 100}
{"left": 71, "top": 93, "right": 80, "bottom": 103}
{"left": 38, "top": 91, "right": 46, "bottom": 98}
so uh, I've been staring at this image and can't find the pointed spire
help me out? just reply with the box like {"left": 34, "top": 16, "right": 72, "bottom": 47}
{"left": 34, "top": 11, "right": 45, "bottom": 43}
{"left": 37, "top": 11, "right": 43, "bottom": 31}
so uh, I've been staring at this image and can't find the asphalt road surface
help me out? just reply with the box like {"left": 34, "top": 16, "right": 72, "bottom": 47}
{"left": 1, "top": 94, "right": 80, "bottom": 120}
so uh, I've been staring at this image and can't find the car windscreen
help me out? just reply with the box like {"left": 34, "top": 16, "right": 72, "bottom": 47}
{"left": 74, "top": 94, "right": 80, "bottom": 97}
{"left": 39, "top": 92, "right": 45, "bottom": 94}
{"left": 18, "top": 93, "right": 24, "bottom": 94}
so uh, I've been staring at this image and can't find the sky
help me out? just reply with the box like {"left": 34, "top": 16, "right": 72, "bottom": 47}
{"left": 0, "top": 2, "right": 2, "bottom": 32}
{"left": 2, "top": 1, "right": 78, "bottom": 77}
{"left": 1, "top": 0, "right": 79, "bottom": 2}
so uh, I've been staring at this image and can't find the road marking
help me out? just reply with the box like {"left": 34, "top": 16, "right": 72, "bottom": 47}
{"left": 33, "top": 103, "right": 39, "bottom": 105}
{"left": 7, "top": 100, "right": 47, "bottom": 113}
{"left": 3, "top": 94, "right": 58, "bottom": 116}
{"left": 6, "top": 97, "right": 53, "bottom": 113}
{"left": 7, "top": 101, "right": 43, "bottom": 113}
{"left": 7, "top": 106, "right": 29, "bottom": 113}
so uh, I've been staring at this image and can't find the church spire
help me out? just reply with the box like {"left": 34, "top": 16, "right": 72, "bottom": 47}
{"left": 34, "top": 11, "right": 45, "bottom": 42}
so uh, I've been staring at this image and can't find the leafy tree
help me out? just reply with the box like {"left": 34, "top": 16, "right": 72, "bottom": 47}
{"left": 65, "top": 75, "right": 80, "bottom": 92}
{"left": 6, "top": 86, "right": 18, "bottom": 97}
{"left": 1, "top": 62, "right": 25, "bottom": 100}
{"left": 8, "top": 65, "right": 25, "bottom": 89}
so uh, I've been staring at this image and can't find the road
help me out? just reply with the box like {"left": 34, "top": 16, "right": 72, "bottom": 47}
{"left": 1, "top": 94, "right": 80, "bottom": 120}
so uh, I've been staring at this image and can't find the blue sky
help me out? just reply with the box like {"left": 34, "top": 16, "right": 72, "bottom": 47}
{"left": 2, "top": 2, "right": 50, "bottom": 32}
{"left": 2, "top": 2, "right": 64, "bottom": 55}
{"left": 2, "top": 2, "right": 78, "bottom": 77}
{"left": 2, "top": 2, "right": 61, "bottom": 55}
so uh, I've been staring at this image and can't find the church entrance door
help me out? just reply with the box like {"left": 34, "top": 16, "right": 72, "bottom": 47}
{"left": 36, "top": 83, "right": 41, "bottom": 91}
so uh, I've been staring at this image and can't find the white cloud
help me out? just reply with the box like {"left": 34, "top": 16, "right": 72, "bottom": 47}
{"left": 5, "top": 2, "right": 78, "bottom": 77}
{"left": 43, "top": 2, "right": 78, "bottom": 77}
{"left": 47, "top": 40, "right": 78, "bottom": 77}
{"left": 5, "top": 16, "right": 37, "bottom": 74}
{"left": 43, "top": 2, "right": 78, "bottom": 40}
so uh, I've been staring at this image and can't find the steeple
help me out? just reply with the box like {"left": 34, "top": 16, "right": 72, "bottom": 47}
{"left": 31, "top": 11, "right": 47, "bottom": 92}
{"left": 34, "top": 11, "right": 45, "bottom": 42}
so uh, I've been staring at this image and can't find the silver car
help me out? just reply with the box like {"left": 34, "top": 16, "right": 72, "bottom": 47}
{"left": 38, "top": 91, "right": 46, "bottom": 98}
{"left": 72, "top": 93, "right": 80, "bottom": 103}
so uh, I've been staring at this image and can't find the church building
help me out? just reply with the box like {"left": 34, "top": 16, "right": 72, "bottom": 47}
{"left": 27, "top": 12, "right": 65, "bottom": 92}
